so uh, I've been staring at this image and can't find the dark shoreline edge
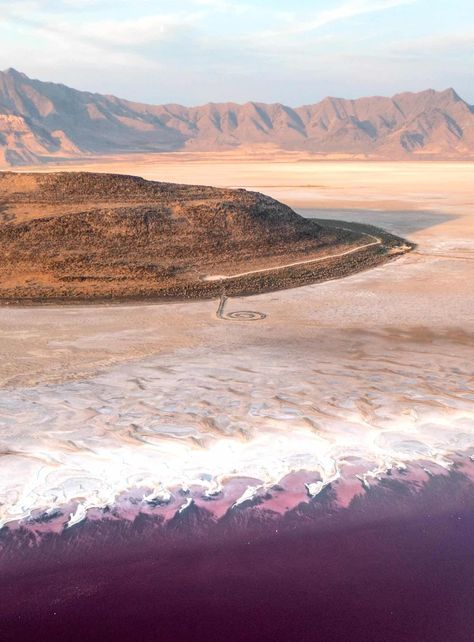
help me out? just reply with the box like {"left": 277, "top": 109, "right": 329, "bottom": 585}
{"left": 0, "top": 221, "right": 414, "bottom": 307}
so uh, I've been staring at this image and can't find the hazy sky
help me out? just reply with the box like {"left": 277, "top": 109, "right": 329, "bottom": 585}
{"left": 1, "top": 0, "right": 473, "bottom": 105}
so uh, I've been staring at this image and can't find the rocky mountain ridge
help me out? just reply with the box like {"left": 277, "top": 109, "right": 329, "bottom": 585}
{"left": 0, "top": 68, "right": 473, "bottom": 164}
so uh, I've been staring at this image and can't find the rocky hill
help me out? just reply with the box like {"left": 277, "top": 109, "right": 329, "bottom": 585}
{"left": 0, "top": 171, "right": 407, "bottom": 302}
{"left": 0, "top": 69, "right": 473, "bottom": 164}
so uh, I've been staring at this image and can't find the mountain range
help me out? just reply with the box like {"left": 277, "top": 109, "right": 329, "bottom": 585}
{"left": 0, "top": 68, "right": 473, "bottom": 165}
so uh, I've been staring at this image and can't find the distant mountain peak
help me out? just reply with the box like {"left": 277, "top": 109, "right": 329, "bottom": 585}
{"left": 2, "top": 67, "right": 26, "bottom": 79}
{"left": 0, "top": 69, "right": 472, "bottom": 165}
{"left": 440, "top": 87, "right": 461, "bottom": 101}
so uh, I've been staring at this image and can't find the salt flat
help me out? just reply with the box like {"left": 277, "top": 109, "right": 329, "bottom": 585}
{"left": 1, "top": 160, "right": 473, "bottom": 526}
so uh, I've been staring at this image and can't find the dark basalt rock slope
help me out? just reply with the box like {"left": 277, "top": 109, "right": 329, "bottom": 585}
{"left": 0, "top": 171, "right": 408, "bottom": 302}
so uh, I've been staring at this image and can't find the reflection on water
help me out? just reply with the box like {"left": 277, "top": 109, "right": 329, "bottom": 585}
{"left": 1, "top": 328, "right": 473, "bottom": 528}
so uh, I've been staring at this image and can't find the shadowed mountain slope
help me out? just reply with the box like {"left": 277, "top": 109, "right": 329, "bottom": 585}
{"left": 0, "top": 69, "right": 473, "bottom": 164}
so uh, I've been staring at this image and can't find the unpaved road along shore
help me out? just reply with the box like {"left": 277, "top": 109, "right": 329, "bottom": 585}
{"left": 204, "top": 227, "right": 382, "bottom": 281}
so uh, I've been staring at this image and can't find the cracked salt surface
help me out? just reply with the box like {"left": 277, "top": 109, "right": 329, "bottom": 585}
{"left": 1, "top": 330, "right": 473, "bottom": 528}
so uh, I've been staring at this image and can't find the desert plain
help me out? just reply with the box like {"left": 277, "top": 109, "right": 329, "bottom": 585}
{"left": 0, "top": 157, "right": 473, "bottom": 526}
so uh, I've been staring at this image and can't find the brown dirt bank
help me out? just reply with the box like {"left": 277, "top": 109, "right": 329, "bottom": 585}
{"left": 0, "top": 172, "right": 412, "bottom": 304}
